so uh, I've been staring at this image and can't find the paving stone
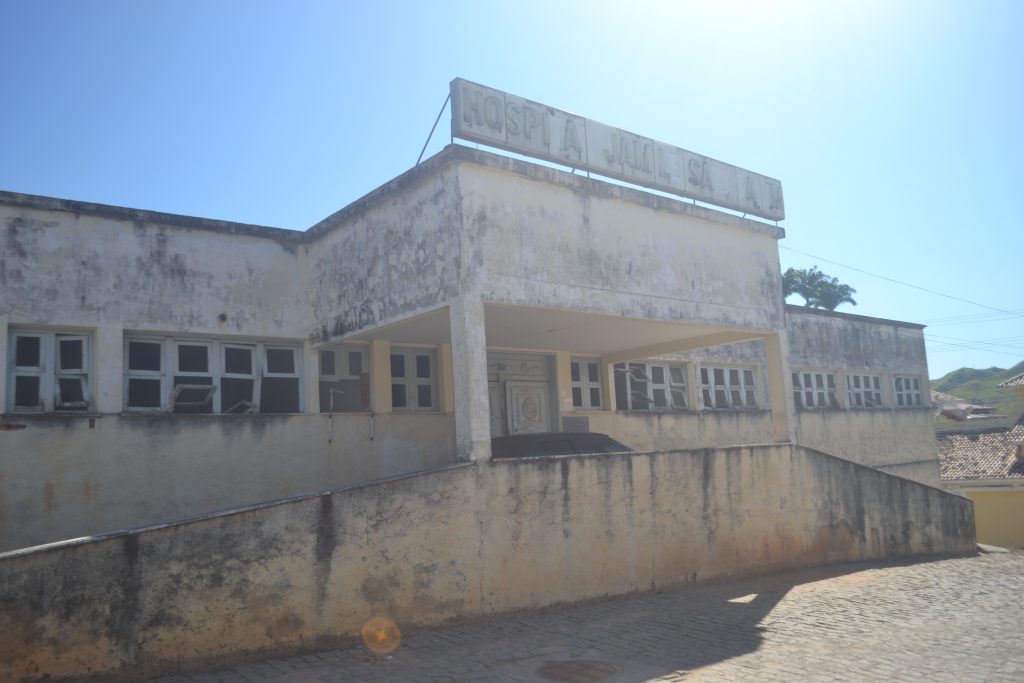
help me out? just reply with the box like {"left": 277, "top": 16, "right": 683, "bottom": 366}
{"left": 133, "top": 553, "right": 1024, "bottom": 683}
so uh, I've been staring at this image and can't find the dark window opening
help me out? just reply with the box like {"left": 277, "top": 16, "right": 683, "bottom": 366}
{"left": 14, "top": 376, "right": 40, "bottom": 407}
{"left": 59, "top": 339, "right": 84, "bottom": 370}
{"left": 260, "top": 377, "right": 299, "bottom": 413}
{"left": 224, "top": 347, "right": 253, "bottom": 375}
{"left": 129, "top": 341, "right": 162, "bottom": 371}
{"left": 128, "top": 378, "right": 162, "bottom": 408}
{"left": 15, "top": 336, "right": 40, "bottom": 367}
{"left": 266, "top": 348, "right": 295, "bottom": 374}
{"left": 392, "top": 383, "right": 407, "bottom": 408}
{"left": 320, "top": 350, "right": 336, "bottom": 376}
{"left": 221, "top": 378, "right": 255, "bottom": 413}
{"left": 417, "top": 384, "right": 433, "bottom": 408}
{"left": 57, "top": 378, "right": 87, "bottom": 408}
{"left": 178, "top": 345, "right": 209, "bottom": 373}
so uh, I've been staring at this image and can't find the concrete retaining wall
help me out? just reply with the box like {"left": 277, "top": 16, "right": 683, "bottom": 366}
{"left": 0, "top": 412, "right": 455, "bottom": 552}
{"left": 0, "top": 444, "right": 975, "bottom": 682}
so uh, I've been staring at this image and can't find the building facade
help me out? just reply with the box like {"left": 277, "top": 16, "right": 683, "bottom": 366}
{"left": 0, "top": 144, "right": 937, "bottom": 552}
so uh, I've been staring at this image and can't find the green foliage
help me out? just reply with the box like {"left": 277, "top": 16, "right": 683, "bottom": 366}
{"left": 931, "top": 360, "right": 1024, "bottom": 414}
{"left": 782, "top": 266, "right": 857, "bottom": 311}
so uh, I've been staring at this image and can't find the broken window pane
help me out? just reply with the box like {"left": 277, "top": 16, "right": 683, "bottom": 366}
{"left": 14, "top": 376, "right": 40, "bottom": 407}
{"left": 319, "top": 350, "right": 336, "bottom": 376}
{"left": 129, "top": 341, "right": 162, "bottom": 371}
{"left": 392, "top": 383, "right": 407, "bottom": 408}
{"left": 348, "top": 351, "right": 362, "bottom": 377}
{"left": 391, "top": 354, "right": 405, "bottom": 378}
{"left": 416, "top": 355, "right": 431, "bottom": 379}
{"left": 178, "top": 345, "right": 209, "bottom": 373}
{"left": 417, "top": 384, "right": 432, "bottom": 408}
{"left": 59, "top": 339, "right": 84, "bottom": 370}
{"left": 320, "top": 379, "right": 365, "bottom": 412}
{"left": 260, "top": 377, "right": 299, "bottom": 413}
{"left": 221, "top": 378, "right": 255, "bottom": 413}
{"left": 57, "top": 378, "right": 86, "bottom": 408}
{"left": 128, "top": 378, "right": 162, "bottom": 408}
{"left": 266, "top": 348, "right": 295, "bottom": 374}
{"left": 15, "top": 336, "right": 41, "bottom": 367}
{"left": 224, "top": 347, "right": 252, "bottom": 375}
{"left": 173, "top": 376, "right": 214, "bottom": 413}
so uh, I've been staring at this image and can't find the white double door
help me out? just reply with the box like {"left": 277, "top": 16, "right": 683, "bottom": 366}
{"left": 487, "top": 354, "right": 554, "bottom": 436}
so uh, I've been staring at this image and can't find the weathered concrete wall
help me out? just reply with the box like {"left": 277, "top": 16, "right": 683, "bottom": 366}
{"left": 584, "top": 410, "right": 775, "bottom": 452}
{"left": 304, "top": 161, "right": 465, "bottom": 344}
{"left": 785, "top": 306, "right": 928, "bottom": 374}
{"left": 0, "top": 413, "right": 454, "bottom": 553}
{"left": 784, "top": 307, "right": 938, "bottom": 484}
{"left": 795, "top": 409, "right": 939, "bottom": 486}
{"left": 459, "top": 156, "right": 786, "bottom": 331}
{"left": 0, "top": 445, "right": 974, "bottom": 682}
{"left": 0, "top": 201, "right": 309, "bottom": 339}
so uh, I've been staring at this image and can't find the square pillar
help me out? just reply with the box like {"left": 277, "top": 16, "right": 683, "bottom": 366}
{"left": 369, "top": 339, "right": 392, "bottom": 413}
{"left": 762, "top": 331, "right": 795, "bottom": 443}
{"left": 449, "top": 297, "right": 491, "bottom": 462}
{"left": 555, "top": 351, "right": 574, "bottom": 415}
{"left": 93, "top": 326, "right": 123, "bottom": 413}
{"left": 439, "top": 343, "right": 455, "bottom": 413}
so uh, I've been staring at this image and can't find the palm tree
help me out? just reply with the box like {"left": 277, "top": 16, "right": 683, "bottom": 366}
{"left": 782, "top": 266, "right": 857, "bottom": 311}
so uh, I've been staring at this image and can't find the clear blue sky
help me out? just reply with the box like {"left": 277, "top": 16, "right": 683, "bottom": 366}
{"left": 2, "top": 0, "right": 1021, "bottom": 379}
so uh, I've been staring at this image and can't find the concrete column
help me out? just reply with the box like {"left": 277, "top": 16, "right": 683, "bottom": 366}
{"left": 762, "top": 331, "right": 795, "bottom": 443}
{"left": 304, "top": 343, "right": 319, "bottom": 413}
{"left": 369, "top": 339, "right": 392, "bottom": 413}
{"left": 555, "top": 351, "right": 574, "bottom": 415}
{"left": 94, "top": 326, "right": 123, "bottom": 414}
{"left": 604, "top": 360, "right": 618, "bottom": 411}
{"left": 449, "top": 296, "right": 491, "bottom": 462}
{"left": 439, "top": 343, "right": 455, "bottom": 413}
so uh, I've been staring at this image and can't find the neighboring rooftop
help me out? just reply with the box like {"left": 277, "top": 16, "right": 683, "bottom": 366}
{"left": 937, "top": 417, "right": 1024, "bottom": 482}
{"left": 999, "top": 372, "right": 1024, "bottom": 388}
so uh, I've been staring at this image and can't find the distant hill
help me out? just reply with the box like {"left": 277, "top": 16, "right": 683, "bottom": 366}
{"left": 931, "top": 360, "right": 1024, "bottom": 412}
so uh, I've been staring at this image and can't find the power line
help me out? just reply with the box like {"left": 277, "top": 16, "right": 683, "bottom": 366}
{"left": 781, "top": 246, "right": 1024, "bottom": 320}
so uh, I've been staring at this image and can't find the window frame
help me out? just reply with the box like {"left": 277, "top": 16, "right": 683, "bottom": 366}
{"left": 7, "top": 329, "right": 92, "bottom": 413}
{"left": 390, "top": 346, "right": 438, "bottom": 412}
{"left": 318, "top": 344, "right": 370, "bottom": 413}
{"left": 613, "top": 361, "right": 689, "bottom": 412}
{"left": 699, "top": 365, "right": 757, "bottom": 410}
{"left": 846, "top": 372, "right": 883, "bottom": 409}
{"left": 123, "top": 336, "right": 303, "bottom": 414}
{"left": 792, "top": 370, "right": 838, "bottom": 410}
{"left": 570, "top": 357, "right": 604, "bottom": 410}
{"left": 893, "top": 374, "right": 923, "bottom": 408}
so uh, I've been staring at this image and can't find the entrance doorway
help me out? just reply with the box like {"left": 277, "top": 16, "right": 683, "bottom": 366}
{"left": 487, "top": 352, "right": 556, "bottom": 436}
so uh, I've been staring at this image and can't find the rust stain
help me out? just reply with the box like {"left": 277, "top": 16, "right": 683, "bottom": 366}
{"left": 43, "top": 482, "right": 57, "bottom": 516}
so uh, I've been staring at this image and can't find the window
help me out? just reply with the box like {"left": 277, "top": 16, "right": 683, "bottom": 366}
{"left": 846, "top": 373, "right": 882, "bottom": 408}
{"left": 391, "top": 347, "right": 437, "bottom": 411}
{"left": 319, "top": 345, "right": 369, "bottom": 412}
{"left": 792, "top": 371, "right": 838, "bottom": 409}
{"left": 570, "top": 358, "right": 603, "bottom": 410}
{"left": 124, "top": 337, "right": 302, "bottom": 413}
{"left": 700, "top": 366, "right": 756, "bottom": 409}
{"left": 893, "top": 375, "right": 922, "bottom": 408}
{"left": 7, "top": 330, "right": 91, "bottom": 412}
{"left": 613, "top": 362, "right": 688, "bottom": 411}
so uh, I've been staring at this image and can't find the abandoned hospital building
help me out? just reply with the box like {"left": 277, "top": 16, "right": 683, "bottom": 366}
{"left": 0, "top": 80, "right": 941, "bottom": 556}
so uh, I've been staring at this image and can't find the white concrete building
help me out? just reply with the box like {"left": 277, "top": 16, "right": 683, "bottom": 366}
{"left": 0, "top": 139, "right": 936, "bottom": 553}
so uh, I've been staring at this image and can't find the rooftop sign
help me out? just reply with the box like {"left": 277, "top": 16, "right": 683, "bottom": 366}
{"left": 450, "top": 78, "right": 784, "bottom": 221}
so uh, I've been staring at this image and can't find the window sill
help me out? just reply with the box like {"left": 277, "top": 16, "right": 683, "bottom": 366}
{"left": 3, "top": 411, "right": 100, "bottom": 419}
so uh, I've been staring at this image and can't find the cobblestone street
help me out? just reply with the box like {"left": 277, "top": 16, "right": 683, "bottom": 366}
{"left": 140, "top": 550, "right": 1024, "bottom": 683}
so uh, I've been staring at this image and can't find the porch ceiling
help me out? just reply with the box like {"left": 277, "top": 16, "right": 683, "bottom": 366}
{"left": 338, "top": 303, "right": 768, "bottom": 357}
{"left": 483, "top": 304, "right": 764, "bottom": 356}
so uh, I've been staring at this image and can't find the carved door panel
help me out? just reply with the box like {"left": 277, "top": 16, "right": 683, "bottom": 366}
{"left": 506, "top": 381, "right": 551, "bottom": 434}
{"left": 488, "top": 382, "right": 504, "bottom": 437}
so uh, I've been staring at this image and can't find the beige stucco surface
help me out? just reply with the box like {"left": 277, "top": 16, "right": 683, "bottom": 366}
{"left": 0, "top": 445, "right": 975, "bottom": 682}
{"left": 964, "top": 489, "right": 1024, "bottom": 548}
{"left": 0, "top": 413, "right": 454, "bottom": 553}
{"left": 584, "top": 410, "right": 776, "bottom": 451}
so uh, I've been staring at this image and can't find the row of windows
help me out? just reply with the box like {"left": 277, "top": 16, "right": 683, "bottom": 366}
{"left": 5, "top": 330, "right": 441, "bottom": 415}
{"left": 578, "top": 359, "right": 759, "bottom": 412}
{"left": 792, "top": 370, "right": 924, "bottom": 410}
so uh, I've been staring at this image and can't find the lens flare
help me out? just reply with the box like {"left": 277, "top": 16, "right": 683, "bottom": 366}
{"left": 361, "top": 616, "right": 401, "bottom": 655}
